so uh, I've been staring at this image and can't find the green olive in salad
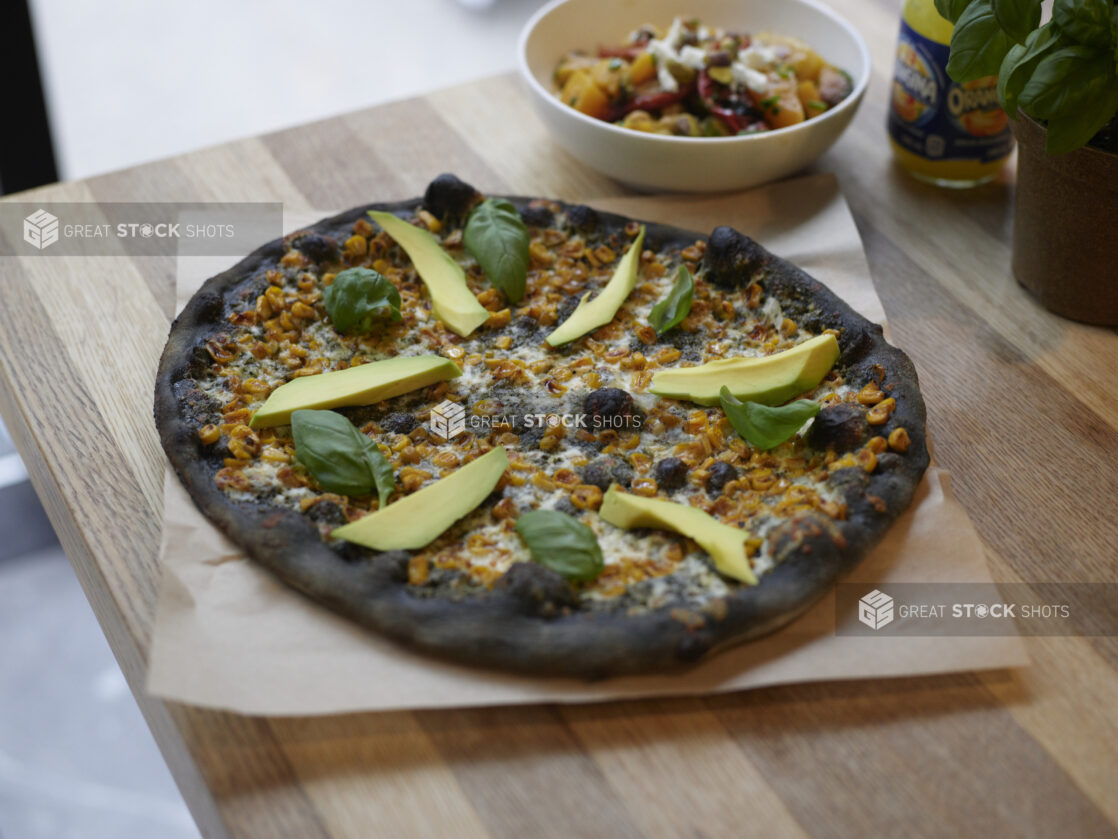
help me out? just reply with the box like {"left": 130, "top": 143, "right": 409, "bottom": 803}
{"left": 554, "top": 17, "right": 853, "bottom": 137}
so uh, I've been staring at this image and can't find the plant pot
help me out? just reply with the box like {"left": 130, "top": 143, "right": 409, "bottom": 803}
{"left": 1010, "top": 113, "right": 1118, "bottom": 326}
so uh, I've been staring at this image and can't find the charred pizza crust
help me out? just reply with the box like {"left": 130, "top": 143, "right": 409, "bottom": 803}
{"left": 155, "top": 175, "right": 929, "bottom": 677}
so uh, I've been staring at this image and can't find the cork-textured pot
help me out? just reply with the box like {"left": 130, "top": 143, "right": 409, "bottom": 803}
{"left": 1011, "top": 114, "right": 1118, "bottom": 325}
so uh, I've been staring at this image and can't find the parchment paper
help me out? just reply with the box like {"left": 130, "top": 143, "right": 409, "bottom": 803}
{"left": 147, "top": 173, "right": 1029, "bottom": 715}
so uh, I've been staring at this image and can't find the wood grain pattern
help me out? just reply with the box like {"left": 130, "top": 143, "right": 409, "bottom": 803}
{"left": 1, "top": 1, "right": 1116, "bottom": 835}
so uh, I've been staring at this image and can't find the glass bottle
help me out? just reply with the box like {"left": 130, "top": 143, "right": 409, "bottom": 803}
{"left": 888, "top": 0, "right": 1014, "bottom": 188}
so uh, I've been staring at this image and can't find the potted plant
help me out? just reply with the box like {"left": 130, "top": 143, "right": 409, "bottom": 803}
{"left": 937, "top": 0, "right": 1118, "bottom": 325}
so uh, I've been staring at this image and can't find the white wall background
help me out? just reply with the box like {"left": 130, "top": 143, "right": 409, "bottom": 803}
{"left": 31, "top": 0, "right": 544, "bottom": 181}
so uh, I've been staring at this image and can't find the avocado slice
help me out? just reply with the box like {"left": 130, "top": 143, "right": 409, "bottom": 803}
{"left": 332, "top": 445, "right": 509, "bottom": 550}
{"left": 545, "top": 225, "right": 645, "bottom": 346}
{"left": 599, "top": 485, "right": 756, "bottom": 584}
{"left": 367, "top": 210, "right": 489, "bottom": 337}
{"left": 249, "top": 355, "right": 460, "bottom": 429}
{"left": 649, "top": 333, "right": 839, "bottom": 407}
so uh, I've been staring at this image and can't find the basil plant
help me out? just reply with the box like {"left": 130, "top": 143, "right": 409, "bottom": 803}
{"left": 937, "top": 0, "right": 1118, "bottom": 153}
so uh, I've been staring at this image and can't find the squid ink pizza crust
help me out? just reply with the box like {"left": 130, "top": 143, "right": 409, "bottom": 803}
{"left": 156, "top": 174, "right": 928, "bottom": 677}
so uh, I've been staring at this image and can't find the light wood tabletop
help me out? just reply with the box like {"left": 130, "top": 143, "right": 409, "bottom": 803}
{"left": 2, "top": 0, "right": 1116, "bottom": 835}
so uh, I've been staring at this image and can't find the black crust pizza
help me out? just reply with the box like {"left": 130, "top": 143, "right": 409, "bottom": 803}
{"left": 155, "top": 174, "right": 929, "bottom": 677}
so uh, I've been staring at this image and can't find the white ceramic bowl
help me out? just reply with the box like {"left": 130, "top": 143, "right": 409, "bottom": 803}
{"left": 518, "top": 0, "right": 870, "bottom": 192}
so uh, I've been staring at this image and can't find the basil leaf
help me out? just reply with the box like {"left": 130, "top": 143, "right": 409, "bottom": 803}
{"left": 291, "top": 409, "right": 395, "bottom": 501}
{"left": 719, "top": 388, "right": 820, "bottom": 451}
{"left": 998, "top": 23, "right": 1063, "bottom": 118}
{"left": 514, "top": 510, "right": 604, "bottom": 582}
{"left": 1013, "top": 38, "right": 1118, "bottom": 153}
{"left": 648, "top": 265, "right": 694, "bottom": 336}
{"left": 323, "top": 268, "right": 402, "bottom": 335}
{"left": 992, "top": 0, "right": 1041, "bottom": 45}
{"left": 935, "top": 0, "right": 974, "bottom": 25}
{"left": 946, "top": 0, "right": 1017, "bottom": 82}
{"left": 362, "top": 435, "right": 397, "bottom": 504}
{"left": 1018, "top": 46, "right": 1112, "bottom": 119}
{"left": 998, "top": 42, "right": 1030, "bottom": 117}
{"left": 464, "top": 199, "right": 530, "bottom": 304}
{"left": 1053, "top": 0, "right": 1111, "bottom": 49}
{"left": 1045, "top": 82, "right": 1118, "bottom": 154}
{"left": 1112, "top": 7, "right": 1118, "bottom": 67}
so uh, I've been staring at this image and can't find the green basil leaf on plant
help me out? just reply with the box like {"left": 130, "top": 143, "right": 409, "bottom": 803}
{"left": 1017, "top": 46, "right": 1112, "bottom": 119}
{"left": 997, "top": 42, "right": 1029, "bottom": 117}
{"left": 946, "top": 0, "right": 1017, "bottom": 82}
{"left": 464, "top": 199, "right": 530, "bottom": 303}
{"left": 648, "top": 265, "right": 694, "bottom": 336}
{"left": 1053, "top": 0, "right": 1111, "bottom": 49}
{"left": 291, "top": 409, "right": 396, "bottom": 501}
{"left": 1112, "top": 7, "right": 1118, "bottom": 67}
{"left": 992, "top": 0, "right": 1042, "bottom": 45}
{"left": 935, "top": 0, "right": 975, "bottom": 25}
{"left": 323, "top": 268, "right": 402, "bottom": 335}
{"left": 998, "top": 23, "right": 1064, "bottom": 118}
{"left": 1044, "top": 82, "right": 1118, "bottom": 154}
{"left": 719, "top": 388, "right": 820, "bottom": 451}
{"left": 514, "top": 509, "right": 604, "bottom": 582}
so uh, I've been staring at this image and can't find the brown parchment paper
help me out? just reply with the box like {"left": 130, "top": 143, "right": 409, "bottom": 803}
{"left": 147, "top": 173, "right": 1029, "bottom": 715}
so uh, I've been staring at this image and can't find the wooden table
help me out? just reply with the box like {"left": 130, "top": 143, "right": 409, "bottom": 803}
{"left": 2, "top": 0, "right": 1116, "bottom": 834}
